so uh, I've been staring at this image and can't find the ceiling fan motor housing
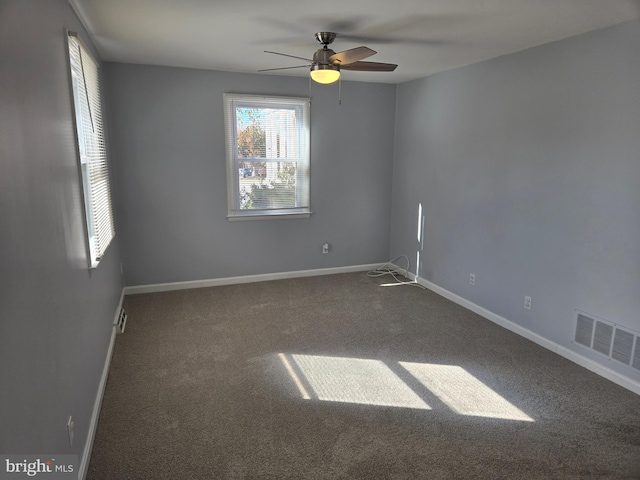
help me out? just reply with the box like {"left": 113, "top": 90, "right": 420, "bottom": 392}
{"left": 313, "top": 48, "right": 337, "bottom": 66}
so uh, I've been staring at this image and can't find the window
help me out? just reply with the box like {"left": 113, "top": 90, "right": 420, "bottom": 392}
{"left": 223, "top": 94, "right": 311, "bottom": 220}
{"left": 67, "top": 31, "right": 115, "bottom": 267}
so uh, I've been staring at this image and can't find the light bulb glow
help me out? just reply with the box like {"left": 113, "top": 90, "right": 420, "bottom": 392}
{"left": 310, "top": 66, "right": 340, "bottom": 84}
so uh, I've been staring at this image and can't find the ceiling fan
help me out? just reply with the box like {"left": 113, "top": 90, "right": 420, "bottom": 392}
{"left": 259, "top": 32, "right": 398, "bottom": 84}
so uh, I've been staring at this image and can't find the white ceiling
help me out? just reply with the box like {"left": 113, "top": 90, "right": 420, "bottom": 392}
{"left": 71, "top": 0, "right": 640, "bottom": 84}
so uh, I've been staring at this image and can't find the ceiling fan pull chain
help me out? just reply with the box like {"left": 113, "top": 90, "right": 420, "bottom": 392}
{"left": 338, "top": 75, "right": 342, "bottom": 105}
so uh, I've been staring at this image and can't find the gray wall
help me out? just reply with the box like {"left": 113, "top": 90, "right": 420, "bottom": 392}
{"left": 105, "top": 64, "right": 396, "bottom": 286}
{"left": 0, "top": 0, "right": 123, "bottom": 458}
{"left": 390, "top": 19, "right": 640, "bottom": 381}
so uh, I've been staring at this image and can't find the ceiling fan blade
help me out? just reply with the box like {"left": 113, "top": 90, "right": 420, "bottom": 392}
{"left": 264, "top": 50, "right": 313, "bottom": 62}
{"left": 328, "top": 46, "right": 375, "bottom": 65}
{"left": 337, "top": 34, "right": 447, "bottom": 46}
{"left": 341, "top": 61, "right": 397, "bottom": 72}
{"left": 258, "top": 65, "right": 310, "bottom": 72}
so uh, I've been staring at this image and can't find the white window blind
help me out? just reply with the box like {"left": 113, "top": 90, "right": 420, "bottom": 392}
{"left": 223, "top": 94, "right": 311, "bottom": 220}
{"left": 67, "top": 32, "right": 115, "bottom": 267}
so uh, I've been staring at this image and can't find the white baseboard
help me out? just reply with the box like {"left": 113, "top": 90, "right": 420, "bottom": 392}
{"left": 123, "top": 263, "right": 381, "bottom": 295}
{"left": 399, "top": 267, "right": 640, "bottom": 396}
{"left": 78, "top": 289, "right": 124, "bottom": 480}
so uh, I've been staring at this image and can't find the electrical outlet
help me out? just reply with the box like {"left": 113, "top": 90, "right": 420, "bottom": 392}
{"left": 524, "top": 296, "right": 532, "bottom": 310}
{"left": 469, "top": 273, "right": 475, "bottom": 285}
{"left": 322, "top": 243, "right": 329, "bottom": 254}
{"left": 67, "top": 416, "right": 74, "bottom": 446}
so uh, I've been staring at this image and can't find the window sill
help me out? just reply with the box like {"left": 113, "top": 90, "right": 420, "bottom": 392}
{"left": 227, "top": 211, "right": 312, "bottom": 221}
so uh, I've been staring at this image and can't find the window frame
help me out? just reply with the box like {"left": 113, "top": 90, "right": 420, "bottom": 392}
{"left": 66, "top": 30, "right": 115, "bottom": 268}
{"left": 223, "top": 94, "right": 311, "bottom": 221}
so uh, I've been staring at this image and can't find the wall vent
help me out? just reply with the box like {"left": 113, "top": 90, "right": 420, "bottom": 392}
{"left": 593, "top": 321, "right": 613, "bottom": 356}
{"left": 633, "top": 341, "right": 640, "bottom": 371}
{"left": 575, "top": 314, "right": 594, "bottom": 348}
{"left": 573, "top": 311, "right": 639, "bottom": 371}
{"left": 116, "top": 307, "right": 127, "bottom": 334}
{"left": 612, "top": 329, "right": 634, "bottom": 365}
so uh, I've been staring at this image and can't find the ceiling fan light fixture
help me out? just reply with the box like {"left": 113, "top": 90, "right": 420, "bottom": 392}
{"left": 310, "top": 64, "right": 340, "bottom": 84}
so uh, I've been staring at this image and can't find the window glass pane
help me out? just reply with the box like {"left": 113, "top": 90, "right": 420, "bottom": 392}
{"left": 236, "top": 107, "right": 298, "bottom": 160}
{"left": 238, "top": 161, "right": 297, "bottom": 210}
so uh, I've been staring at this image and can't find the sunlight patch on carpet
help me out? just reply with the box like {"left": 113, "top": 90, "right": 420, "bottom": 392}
{"left": 399, "top": 362, "right": 534, "bottom": 422}
{"left": 281, "top": 354, "right": 431, "bottom": 410}
{"left": 278, "top": 353, "right": 311, "bottom": 399}
{"left": 278, "top": 353, "right": 533, "bottom": 421}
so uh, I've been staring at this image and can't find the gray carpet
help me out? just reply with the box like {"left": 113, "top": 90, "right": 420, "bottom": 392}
{"left": 88, "top": 272, "right": 640, "bottom": 479}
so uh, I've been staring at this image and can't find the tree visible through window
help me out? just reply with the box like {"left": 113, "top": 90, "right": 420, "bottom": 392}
{"left": 224, "top": 95, "right": 310, "bottom": 219}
